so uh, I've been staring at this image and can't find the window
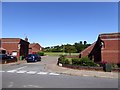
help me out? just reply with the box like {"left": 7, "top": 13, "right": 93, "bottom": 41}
{"left": 101, "top": 41, "right": 105, "bottom": 49}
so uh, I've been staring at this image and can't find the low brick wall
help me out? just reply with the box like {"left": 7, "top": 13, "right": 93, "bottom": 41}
{"left": 62, "top": 64, "right": 103, "bottom": 71}
{"left": 65, "top": 55, "right": 79, "bottom": 58}
{"left": 62, "top": 64, "right": 120, "bottom": 72}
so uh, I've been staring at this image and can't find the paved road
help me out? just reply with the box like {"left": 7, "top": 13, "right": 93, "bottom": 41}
{"left": 1, "top": 56, "right": 119, "bottom": 88}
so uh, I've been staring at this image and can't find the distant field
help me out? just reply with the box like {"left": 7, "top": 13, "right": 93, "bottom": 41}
{"left": 44, "top": 52, "right": 80, "bottom": 56}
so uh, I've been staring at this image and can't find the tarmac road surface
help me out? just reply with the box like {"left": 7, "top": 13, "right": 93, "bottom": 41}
{"left": 1, "top": 56, "right": 119, "bottom": 88}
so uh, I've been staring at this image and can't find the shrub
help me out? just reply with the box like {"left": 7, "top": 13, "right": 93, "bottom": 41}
{"left": 111, "top": 64, "right": 119, "bottom": 69}
{"left": 64, "top": 58, "right": 70, "bottom": 64}
{"left": 72, "top": 57, "right": 98, "bottom": 66}
{"left": 80, "top": 57, "right": 98, "bottom": 66}
{"left": 59, "top": 55, "right": 66, "bottom": 60}
{"left": 66, "top": 58, "right": 72, "bottom": 64}
{"left": 58, "top": 55, "right": 65, "bottom": 64}
{"left": 37, "top": 52, "right": 44, "bottom": 56}
{"left": 58, "top": 55, "right": 70, "bottom": 64}
{"left": 72, "top": 58, "right": 81, "bottom": 65}
{"left": 58, "top": 56, "right": 98, "bottom": 67}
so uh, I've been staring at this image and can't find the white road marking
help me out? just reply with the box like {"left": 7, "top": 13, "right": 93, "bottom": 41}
{"left": 49, "top": 72, "right": 60, "bottom": 76}
{"left": 8, "top": 82, "right": 14, "bottom": 88}
{"left": 37, "top": 72, "right": 48, "bottom": 75}
{"left": 6, "top": 66, "right": 27, "bottom": 73}
{"left": 23, "top": 85, "right": 41, "bottom": 88}
{"left": 16, "top": 71, "right": 27, "bottom": 73}
{"left": 14, "top": 66, "right": 27, "bottom": 71}
{"left": 7, "top": 70, "right": 17, "bottom": 73}
{"left": 0, "top": 71, "right": 5, "bottom": 72}
{"left": 5, "top": 67, "right": 61, "bottom": 76}
{"left": 26, "top": 71, "right": 37, "bottom": 74}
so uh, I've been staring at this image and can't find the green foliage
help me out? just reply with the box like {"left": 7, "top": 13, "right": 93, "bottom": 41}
{"left": 72, "top": 57, "right": 98, "bottom": 66}
{"left": 72, "top": 58, "right": 81, "bottom": 65}
{"left": 58, "top": 55, "right": 66, "bottom": 64}
{"left": 37, "top": 52, "right": 44, "bottom": 56}
{"left": 43, "top": 41, "right": 91, "bottom": 53}
{"left": 66, "top": 58, "right": 72, "bottom": 64}
{"left": 58, "top": 55, "right": 70, "bottom": 64}
{"left": 80, "top": 57, "right": 97, "bottom": 66}
{"left": 44, "top": 52, "right": 79, "bottom": 56}
{"left": 64, "top": 44, "right": 77, "bottom": 55}
{"left": 74, "top": 42, "right": 91, "bottom": 53}
{"left": 84, "top": 41, "right": 87, "bottom": 45}
{"left": 58, "top": 56, "right": 98, "bottom": 66}
{"left": 64, "top": 59, "right": 70, "bottom": 64}
{"left": 111, "top": 64, "right": 119, "bottom": 69}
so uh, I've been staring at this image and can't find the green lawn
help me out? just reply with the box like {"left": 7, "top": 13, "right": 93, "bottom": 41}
{"left": 44, "top": 52, "right": 80, "bottom": 56}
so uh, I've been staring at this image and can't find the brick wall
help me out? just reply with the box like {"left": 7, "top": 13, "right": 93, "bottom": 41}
{"left": 29, "top": 43, "right": 42, "bottom": 53}
{"left": 1, "top": 38, "right": 20, "bottom": 59}
{"left": 79, "top": 33, "right": 120, "bottom": 64}
{"left": 100, "top": 34, "right": 120, "bottom": 64}
{"left": 1, "top": 38, "right": 29, "bottom": 60}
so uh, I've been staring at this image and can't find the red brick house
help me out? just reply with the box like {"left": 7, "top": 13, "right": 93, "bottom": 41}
{"left": 29, "top": 43, "right": 42, "bottom": 54}
{"left": 80, "top": 33, "right": 120, "bottom": 64}
{"left": 0, "top": 38, "right": 29, "bottom": 60}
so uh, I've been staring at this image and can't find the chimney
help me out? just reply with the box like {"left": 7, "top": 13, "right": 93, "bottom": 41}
{"left": 25, "top": 36, "right": 28, "bottom": 42}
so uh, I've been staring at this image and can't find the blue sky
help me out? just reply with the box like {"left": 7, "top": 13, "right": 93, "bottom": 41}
{"left": 2, "top": 2, "right": 118, "bottom": 47}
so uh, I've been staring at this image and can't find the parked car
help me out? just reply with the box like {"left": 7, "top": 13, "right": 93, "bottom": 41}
{"left": 0, "top": 54, "right": 17, "bottom": 64}
{"left": 0, "top": 54, "right": 8, "bottom": 60}
{"left": 26, "top": 54, "right": 41, "bottom": 63}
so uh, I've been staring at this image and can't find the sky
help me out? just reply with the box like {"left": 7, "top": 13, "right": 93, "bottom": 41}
{"left": 2, "top": 2, "right": 118, "bottom": 47}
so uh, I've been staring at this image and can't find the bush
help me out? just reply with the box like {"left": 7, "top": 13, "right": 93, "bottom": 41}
{"left": 80, "top": 57, "right": 98, "bottom": 66}
{"left": 58, "top": 55, "right": 70, "bottom": 64}
{"left": 58, "top": 55, "right": 65, "bottom": 64}
{"left": 111, "top": 64, "right": 119, "bottom": 69}
{"left": 64, "top": 58, "right": 70, "bottom": 64}
{"left": 72, "top": 57, "right": 98, "bottom": 66}
{"left": 58, "top": 56, "right": 98, "bottom": 67}
{"left": 72, "top": 58, "right": 81, "bottom": 65}
{"left": 66, "top": 58, "right": 72, "bottom": 64}
{"left": 37, "top": 52, "right": 44, "bottom": 56}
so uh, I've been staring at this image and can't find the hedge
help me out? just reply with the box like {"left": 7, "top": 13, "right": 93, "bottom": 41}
{"left": 37, "top": 52, "right": 44, "bottom": 56}
{"left": 58, "top": 55, "right": 98, "bottom": 67}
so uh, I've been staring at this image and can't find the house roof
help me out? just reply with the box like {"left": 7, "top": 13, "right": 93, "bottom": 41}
{"left": 29, "top": 43, "right": 42, "bottom": 52}
{"left": 99, "top": 33, "right": 120, "bottom": 39}
{"left": 0, "top": 38, "right": 29, "bottom": 44}
{"left": 99, "top": 32, "right": 120, "bottom": 36}
{"left": 0, "top": 38, "right": 20, "bottom": 42}
{"left": 29, "top": 43, "right": 41, "bottom": 48}
{"left": 30, "top": 48, "right": 40, "bottom": 52}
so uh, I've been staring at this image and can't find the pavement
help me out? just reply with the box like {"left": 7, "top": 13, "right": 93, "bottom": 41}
{"left": 3, "top": 56, "right": 120, "bottom": 79}
{"left": 47, "top": 64, "right": 119, "bottom": 78}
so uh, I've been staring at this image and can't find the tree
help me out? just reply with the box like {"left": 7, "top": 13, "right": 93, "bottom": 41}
{"left": 74, "top": 43, "right": 81, "bottom": 53}
{"left": 84, "top": 41, "right": 87, "bottom": 45}
{"left": 43, "top": 41, "right": 91, "bottom": 53}
{"left": 65, "top": 44, "right": 77, "bottom": 55}
{"left": 80, "top": 41, "right": 82, "bottom": 44}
